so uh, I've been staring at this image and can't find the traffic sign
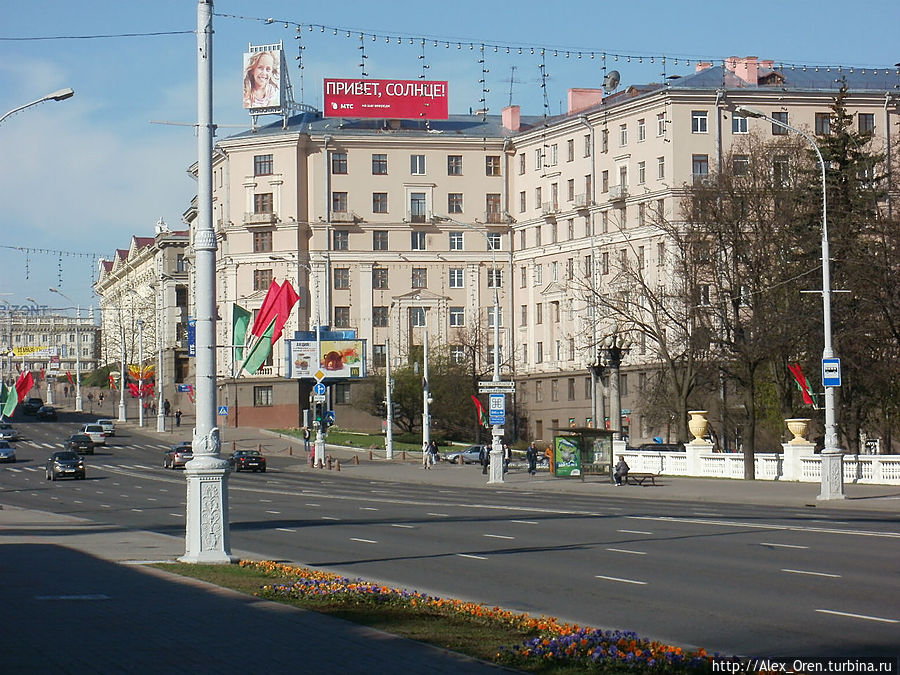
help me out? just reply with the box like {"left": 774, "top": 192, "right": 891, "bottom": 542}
{"left": 313, "top": 395, "right": 326, "bottom": 403}
{"left": 313, "top": 383, "right": 326, "bottom": 396}
{"left": 822, "top": 358, "right": 841, "bottom": 387}
{"left": 478, "top": 380, "right": 515, "bottom": 394}
{"left": 217, "top": 405, "right": 229, "bottom": 416}
{"left": 489, "top": 393, "right": 505, "bottom": 425}
{"left": 314, "top": 369, "right": 326, "bottom": 383}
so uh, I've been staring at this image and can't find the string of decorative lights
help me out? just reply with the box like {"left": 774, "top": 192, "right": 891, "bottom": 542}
{"left": 0, "top": 244, "right": 101, "bottom": 287}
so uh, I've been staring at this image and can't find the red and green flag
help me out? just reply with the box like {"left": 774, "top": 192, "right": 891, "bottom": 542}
{"left": 241, "top": 317, "right": 277, "bottom": 375}
{"left": 471, "top": 395, "right": 489, "bottom": 428}
{"left": 233, "top": 303, "right": 251, "bottom": 362}
{"left": 788, "top": 363, "right": 818, "bottom": 407}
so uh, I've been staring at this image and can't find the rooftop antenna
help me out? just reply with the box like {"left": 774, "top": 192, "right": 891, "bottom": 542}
{"left": 508, "top": 65, "right": 517, "bottom": 107}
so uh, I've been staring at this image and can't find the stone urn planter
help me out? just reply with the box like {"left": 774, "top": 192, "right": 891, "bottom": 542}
{"left": 785, "top": 418, "right": 811, "bottom": 445}
{"left": 687, "top": 410, "right": 709, "bottom": 441}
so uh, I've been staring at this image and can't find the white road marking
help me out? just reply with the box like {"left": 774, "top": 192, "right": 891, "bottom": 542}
{"left": 596, "top": 575, "right": 647, "bottom": 585}
{"left": 147, "top": 498, "right": 157, "bottom": 502}
{"left": 350, "top": 537, "right": 377, "bottom": 544}
{"left": 360, "top": 507, "right": 379, "bottom": 511}
{"left": 629, "top": 515, "right": 900, "bottom": 539}
{"left": 390, "top": 524, "right": 413, "bottom": 528}
{"left": 73, "top": 500, "right": 83, "bottom": 504}
{"left": 265, "top": 510, "right": 281, "bottom": 515}
{"left": 305, "top": 503, "right": 320, "bottom": 507}
{"left": 427, "top": 512, "right": 449, "bottom": 517}
{"left": 484, "top": 534, "right": 515, "bottom": 540}
{"left": 322, "top": 516, "right": 340, "bottom": 521}
{"left": 761, "top": 542, "right": 809, "bottom": 549}
{"left": 511, "top": 520, "right": 539, "bottom": 525}
{"left": 8, "top": 467, "right": 22, "bottom": 473}
{"left": 457, "top": 553, "right": 487, "bottom": 560}
{"left": 276, "top": 528, "right": 296, "bottom": 533}
{"left": 816, "top": 609, "right": 898, "bottom": 624}
{"left": 606, "top": 548, "right": 647, "bottom": 555}
{"left": 131, "top": 509, "right": 143, "bottom": 512}
{"left": 618, "top": 529, "right": 653, "bottom": 535}
{"left": 692, "top": 511, "right": 722, "bottom": 517}
{"left": 260, "top": 499, "right": 273, "bottom": 503}
{"left": 782, "top": 568, "right": 841, "bottom": 578}
{"left": 169, "top": 513, "right": 182, "bottom": 518}
{"left": 100, "top": 504, "right": 110, "bottom": 508}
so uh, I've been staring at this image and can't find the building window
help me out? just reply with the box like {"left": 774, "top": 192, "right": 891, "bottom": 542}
{"left": 656, "top": 156, "right": 665, "bottom": 181}
{"left": 372, "top": 153, "right": 388, "bottom": 174}
{"left": 567, "top": 178, "right": 575, "bottom": 201}
{"left": 637, "top": 118, "right": 646, "bottom": 142}
{"left": 520, "top": 265, "right": 527, "bottom": 288}
{"left": 254, "top": 193, "right": 273, "bottom": 214}
{"left": 548, "top": 144, "right": 558, "bottom": 166}
{"left": 373, "top": 306, "right": 388, "bottom": 327}
{"left": 334, "top": 268, "right": 350, "bottom": 289}
{"left": 638, "top": 161, "right": 646, "bottom": 184}
{"left": 487, "top": 268, "right": 502, "bottom": 288}
{"left": 450, "top": 345, "right": 465, "bottom": 363}
{"left": 767, "top": 111, "right": 788, "bottom": 135}
{"left": 333, "top": 230, "right": 349, "bottom": 251}
{"left": 487, "top": 306, "right": 502, "bottom": 328}
{"left": 486, "top": 155, "right": 501, "bottom": 176}
{"left": 373, "top": 230, "right": 388, "bottom": 250}
{"left": 411, "top": 268, "right": 427, "bottom": 288}
{"left": 551, "top": 379, "right": 559, "bottom": 401}
{"left": 333, "top": 382, "right": 351, "bottom": 405}
{"left": 253, "top": 386, "right": 273, "bottom": 407}
{"left": 253, "top": 268, "right": 273, "bottom": 291}
{"left": 447, "top": 155, "right": 463, "bottom": 175}
{"left": 411, "top": 231, "right": 426, "bottom": 250}
{"left": 486, "top": 194, "right": 502, "bottom": 223}
{"left": 487, "top": 232, "right": 501, "bottom": 251}
{"left": 692, "top": 110, "right": 708, "bottom": 133}
{"left": 373, "top": 344, "right": 386, "bottom": 368}
{"left": 518, "top": 153, "right": 525, "bottom": 175}
{"left": 449, "top": 306, "right": 465, "bottom": 326}
{"left": 773, "top": 156, "right": 789, "bottom": 186}
{"left": 536, "top": 342, "right": 544, "bottom": 363}
{"left": 535, "top": 148, "right": 543, "bottom": 170}
{"left": 410, "top": 307, "right": 427, "bottom": 327}
{"left": 372, "top": 268, "right": 388, "bottom": 289}
{"left": 409, "top": 192, "right": 426, "bottom": 222}
{"left": 449, "top": 268, "right": 463, "bottom": 288}
{"left": 520, "top": 304, "right": 528, "bottom": 326}
{"left": 371, "top": 192, "right": 388, "bottom": 214}
{"left": 535, "top": 302, "right": 543, "bottom": 324}
{"left": 551, "top": 300, "right": 560, "bottom": 322}
{"left": 732, "top": 115, "right": 748, "bottom": 134}
{"left": 859, "top": 113, "right": 875, "bottom": 134}
{"left": 253, "top": 154, "right": 273, "bottom": 176}
{"left": 657, "top": 112, "right": 666, "bottom": 136}
{"left": 815, "top": 112, "right": 831, "bottom": 136}
{"left": 518, "top": 191, "right": 526, "bottom": 213}
{"left": 411, "top": 154, "right": 426, "bottom": 175}
{"left": 584, "top": 133, "right": 592, "bottom": 157}
{"left": 331, "top": 191, "right": 348, "bottom": 213}
{"left": 449, "top": 231, "right": 463, "bottom": 250}
{"left": 334, "top": 306, "right": 351, "bottom": 328}
{"left": 252, "top": 230, "right": 272, "bottom": 253}
{"left": 619, "top": 123, "right": 628, "bottom": 146}
{"left": 601, "top": 170, "right": 609, "bottom": 193}
{"left": 567, "top": 138, "right": 574, "bottom": 162}
{"left": 638, "top": 203, "right": 646, "bottom": 228}
{"left": 692, "top": 154, "right": 709, "bottom": 180}
{"left": 331, "top": 151, "right": 348, "bottom": 174}
{"left": 448, "top": 193, "right": 463, "bottom": 213}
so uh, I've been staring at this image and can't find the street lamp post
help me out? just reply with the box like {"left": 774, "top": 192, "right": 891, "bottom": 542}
{"left": 0, "top": 88, "right": 74, "bottom": 127}
{"left": 49, "top": 288, "right": 82, "bottom": 412}
{"left": 735, "top": 105, "right": 844, "bottom": 501}
{"left": 137, "top": 319, "right": 145, "bottom": 427}
{"left": 601, "top": 334, "right": 630, "bottom": 441}
{"left": 118, "top": 305, "right": 127, "bottom": 423}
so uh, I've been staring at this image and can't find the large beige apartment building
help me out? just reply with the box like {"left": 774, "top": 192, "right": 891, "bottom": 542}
{"left": 100, "top": 56, "right": 899, "bottom": 441}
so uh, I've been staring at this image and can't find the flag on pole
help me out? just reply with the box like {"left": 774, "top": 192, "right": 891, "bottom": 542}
{"left": 66, "top": 371, "right": 74, "bottom": 386}
{"left": 470, "top": 395, "right": 489, "bottom": 428}
{"left": 250, "top": 280, "right": 282, "bottom": 338}
{"left": 15, "top": 371, "right": 34, "bottom": 403}
{"left": 233, "top": 303, "right": 251, "bottom": 361}
{"left": 241, "top": 318, "right": 277, "bottom": 375}
{"left": 269, "top": 280, "right": 300, "bottom": 342}
{"left": 1, "top": 383, "right": 17, "bottom": 418}
{"left": 788, "top": 363, "right": 817, "bottom": 407}
{"left": 108, "top": 374, "right": 117, "bottom": 390}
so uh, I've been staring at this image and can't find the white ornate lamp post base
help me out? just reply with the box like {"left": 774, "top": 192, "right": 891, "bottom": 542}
{"left": 817, "top": 451, "right": 845, "bottom": 501}
{"left": 180, "top": 428, "right": 236, "bottom": 563}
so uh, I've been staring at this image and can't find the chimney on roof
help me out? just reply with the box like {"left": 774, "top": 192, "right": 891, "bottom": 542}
{"left": 567, "top": 88, "right": 604, "bottom": 114}
{"left": 726, "top": 56, "right": 760, "bottom": 85}
{"left": 502, "top": 105, "right": 520, "bottom": 132}
{"left": 696, "top": 62, "right": 713, "bottom": 72}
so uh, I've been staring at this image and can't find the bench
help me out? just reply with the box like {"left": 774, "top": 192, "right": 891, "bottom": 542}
{"left": 625, "top": 472, "right": 661, "bottom": 486}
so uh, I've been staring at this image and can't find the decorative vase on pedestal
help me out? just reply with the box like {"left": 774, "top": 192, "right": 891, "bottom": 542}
{"left": 785, "top": 418, "right": 811, "bottom": 445}
{"left": 687, "top": 410, "right": 709, "bottom": 442}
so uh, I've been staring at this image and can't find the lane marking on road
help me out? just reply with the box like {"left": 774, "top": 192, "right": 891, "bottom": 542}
{"left": 484, "top": 534, "right": 515, "bottom": 540}
{"left": 692, "top": 511, "right": 723, "bottom": 517}
{"left": 457, "top": 553, "right": 487, "bottom": 560}
{"left": 390, "top": 524, "right": 414, "bottom": 528}
{"left": 782, "top": 568, "right": 841, "bottom": 578}
{"left": 350, "top": 537, "right": 378, "bottom": 544}
{"left": 73, "top": 500, "right": 83, "bottom": 504}
{"left": 305, "top": 503, "right": 320, "bottom": 507}
{"left": 42, "top": 443, "right": 54, "bottom": 449}
{"left": 427, "top": 512, "right": 449, "bottom": 517}
{"left": 260, "top": 499, "right": 273, "bottom": 503}
{"left": 761, "top": 542, "right": 809, "bottom": 549}
{"left": 606, "top": 548, "right": 647, "bottom": 555}
{"left": 147, "top": 498, "right": 157, "bottom": 502}
{"left": 360, "top": 507, "right": 379, "bottom": 511}
{"left": 131, "top": 508, "right": 143, "bottom": 512}
{"left": 276, "top": 528, "right": 296, "bottom": 533}
{"left": 628, "top": 515, "right": 900, "bottom": 539}
{"left": 596, "top": 575, "right": 647, "bottom": 585}
{"left": 169, "top": 513, "right": 183, "bottom": 518}
{"left": 265, "top": 510, "right": 281, "bottom": 515}
{"left": 807, "top": 519, "right": 849, "bottom": 525}
{"left": 815, "top": 609, "right": 897, "bottom": 623}
{"left": 510, "top": 520, "right": 539, "bottom": 525}
{"left": 618, "top": 529, "right": 653, "bottom": 535}
{"left": 322, "top": 516, "right": 340, "bottom": 521}
{"left": 8, "top": 468, "right": 22, "bottom": 473}
{"left": 100, "top": 504, "right": 110, "bottom": 508}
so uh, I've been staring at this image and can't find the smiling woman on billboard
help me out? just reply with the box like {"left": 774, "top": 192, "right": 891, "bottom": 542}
{"left": 243, "top": 50, "right": 281, "bottom": 109}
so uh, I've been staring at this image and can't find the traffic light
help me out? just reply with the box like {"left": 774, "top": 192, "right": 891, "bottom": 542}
{"left": 377, "top": 400, "right": 387, "bottom": 417}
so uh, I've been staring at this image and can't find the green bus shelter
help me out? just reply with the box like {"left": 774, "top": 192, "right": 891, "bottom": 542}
{"left": 551, "top": 427, "right": 615, "bottom": 481}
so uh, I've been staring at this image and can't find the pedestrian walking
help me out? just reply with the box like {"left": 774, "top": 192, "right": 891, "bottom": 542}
{"left": 614, "top": 455, "right": 630, "bottom": 486}
{"left": 175, "top": 409, "right": 182, "bottom": 427}
{"left": 422, "top": 441, "right": 432, "bottom": 470}
{"left": 526, "top": 442, "right": 538, "bottom": 476}
{"left": 502, "top": 443, "right": 511, "bottom": 473}
{"left": 98, "top": 392, "right": 104, "bottom": 407}
{"left": 479, "top": 445, "right": 489, "bottom": 475}
{"left": 164, "top": 399, "right": 171, "bottom": 416}
{"left": 427, "top": 440, "right": 439, "bottom": 468}
{"left": 63, "top": 385, "right": 69, "bottom": 398}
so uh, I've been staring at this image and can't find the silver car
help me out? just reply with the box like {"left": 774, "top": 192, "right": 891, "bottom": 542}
{"left": 96, "top": 419, "right": 116, "bottom": 436}
{"left": 0, "top": 423, "right": 20, "bottom": 442}
{"left": 0, "top": 440, "right": 16, "bottom": 463}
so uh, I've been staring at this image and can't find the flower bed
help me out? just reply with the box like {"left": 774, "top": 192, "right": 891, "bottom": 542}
{"left": 240, "top": 560, "right": 715, "bottom": 672}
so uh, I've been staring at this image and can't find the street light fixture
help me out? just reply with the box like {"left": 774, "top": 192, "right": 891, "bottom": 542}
{"left": 0, "top": 88, "right": 74, "bottom": 126}
{"left": 734, "top": 105, "right": 843, "bottom": 500}
{"left": 601, "top": 334, "right": 631, "bottom": 440}
{"left": 48, "top": 288, "right": 83, "bottom": 412}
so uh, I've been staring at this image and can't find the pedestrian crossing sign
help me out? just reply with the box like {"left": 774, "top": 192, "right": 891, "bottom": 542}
{"left": 217, "top": 405, "right": 229, "bottom": 416}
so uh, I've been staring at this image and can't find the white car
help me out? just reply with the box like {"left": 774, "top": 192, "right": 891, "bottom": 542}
{"left": 96, "top": 419, "right": 116, "bottom": 436}
{"left": 80, "top": 424, "right": 108, "bottom": 446}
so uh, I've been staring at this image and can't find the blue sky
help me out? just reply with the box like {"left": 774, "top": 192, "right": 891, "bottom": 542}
{"left": 1, "top": 0, "right": 898, "bottom": 313}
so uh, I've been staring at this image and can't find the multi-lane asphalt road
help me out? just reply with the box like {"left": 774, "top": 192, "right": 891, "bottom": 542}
{"left": 2, "top": 413, "right": 898, "bottom": 658}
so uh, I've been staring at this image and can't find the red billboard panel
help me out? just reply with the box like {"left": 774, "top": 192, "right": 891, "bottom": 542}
{"left": 324, "top": 79, "right": 448, "bottom": 120}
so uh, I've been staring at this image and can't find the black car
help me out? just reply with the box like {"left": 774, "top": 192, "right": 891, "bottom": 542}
{"left": 46, "top": 451, "right": 86, "bottom": 480}
{"left": 229, "top": 449, "right": 267, "bottom": 472}
{"left": 22, "top": 397, "right": 44, "bottom": 415}
{"left": 36, "top": 405, "right": 58, "bottom": 421}
{"left": 66, "top": 433, "right": 95, "bottom": 455}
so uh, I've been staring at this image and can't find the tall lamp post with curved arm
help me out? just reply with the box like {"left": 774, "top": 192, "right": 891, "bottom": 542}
{"left": 0, "top": 88, "right": 74, "bottom": 127}
{"left": 735, "top": 105, "right": 843, "bottom": 501}
{"left": 48, "top": 288, "right": 82, "bottom": 412}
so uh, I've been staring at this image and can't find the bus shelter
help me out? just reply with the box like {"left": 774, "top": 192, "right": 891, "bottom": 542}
{"left": 550, "top": 427, "right": 615, "bottom": 481}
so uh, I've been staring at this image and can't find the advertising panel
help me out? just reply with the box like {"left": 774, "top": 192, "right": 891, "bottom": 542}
{"left": 243, "top": 47, "right": 283, "bottom": 110}
{"left": 324, "top": 78, "right": 448, "bottom": 120}
{"left": 288, "top": 339, "right": 365, "bottom": 379}
{"left": 552, "top": 436, "right": 582, "bottom": 477}
{"left": 13, "top": 346, "right": 58, "bottom": 358}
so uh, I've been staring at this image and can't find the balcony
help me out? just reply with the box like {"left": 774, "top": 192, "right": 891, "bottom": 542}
{"left": 243, "top": 211, "right": 278, "bottom": 225}
{"left": 331, "top": 211, "right": 359, "bottom": 223}
{"left": 608, "top": 185, "right": 628, "bottom": 202}
{"left": 574, "top": 193, "right": 593, "bottom": 209}
{"left": 541, "top": 201, "right": 559, "bottom": 217}
{"left": 484, "top": 211, "right": 505, "bottom": 224}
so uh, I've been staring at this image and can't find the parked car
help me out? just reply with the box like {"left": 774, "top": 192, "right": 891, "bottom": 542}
{"left": 0, "top": 440, "right": 16, "bottom": 463}
{"left": 22, "top": 397, "right": 44, "bottom": 415}
{"left": 635, "top": 442, "right": 685, "bottom": 452}
{"left": 0, "top": 422, "right": 20, "bottom": 441}
{"left": 79, "top": 424, "right": 108, "bottom": 446}
{"left": 164, "top": 442, "right": 193, "bottom": 469}
{"left": 36, "top": 405, "right": 58, "bottom": 422}
{"left": 96, "top": 419, "right": 116, "bottom": 436}
{"left": 229, "top": 449, "right": 267, "bottom": 472}
{"left": 66, "top": 433, "right": 95, "bottom": 455}
{"left": 46, "top": 451, "right": 85, "bottom": 480}
{"left": 443, "top": 445, "right": 486, "bottom": 464}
